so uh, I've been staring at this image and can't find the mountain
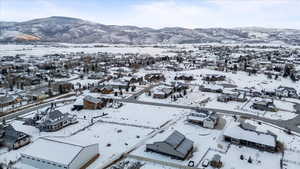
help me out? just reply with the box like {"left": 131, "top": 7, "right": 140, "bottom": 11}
{"left": 1, "top": 16, "right": 300, "bottom": 45}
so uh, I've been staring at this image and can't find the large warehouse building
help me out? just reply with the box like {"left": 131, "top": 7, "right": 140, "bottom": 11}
{"left": 21, "top": 138, "right": 99, "bottom": 169}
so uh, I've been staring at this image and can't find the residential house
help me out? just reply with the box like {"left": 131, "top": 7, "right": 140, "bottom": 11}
{"left": 252, "top": 100, "right": 277, "bottom": 112}
{"left": 88, "top": 72, "right": 106, "bottom": 79}
{"left": 217, "top": 92, "right": 247, "bottom": 103}
{"left": 91, "top": 85, "right": 114, "bottom": 94}
{"left": 128, "top": 76, "right": 144, "bottom": 85}
{"left": 145, "top": 73, "right": 165, "bottom": 83}
{"left": 83, "top": 95, "right": 106, "bottom": 109}
{"left": 27, "top": 89, "right": 49, "bottom": 101}
{"left": 51, "top": 81, "right": 73, "bottom": 94}
{"left": 187, "top": 110, "right": 218, "bottom": 129}
{"left": 275, "top": 86, "right": 298, "bottom": 98}
{"left": 223, "top": 122, "right": 277, "bottom": 152}
{"left": 107, "top": 79, "right": 131, "bottom": 89}
{"left": 146, "top": 130, "right": 194, "bottom": 160}
{"left": 37, "top": 110, "right": 78, "bottom": 132}
{"left": 0, "top": 124, "right": 31, "bottom": 150}
{"left": 0, "top": 95, "right": 17, "bottom": 108}
{"left": 202, "top": 74, "right": 226, "bottom": 82}
{"left": 174, "top": 75, "right": 194, "bottom": 81}
{"left": 199, "top": 84, "right": 223, "bottom": 93}
{"left": 152, "top": 86, "right": 173, "bottom": 99}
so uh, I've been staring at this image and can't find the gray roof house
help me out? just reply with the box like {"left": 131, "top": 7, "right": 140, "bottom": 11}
{"left": 37, "top": 110, "right": 78, "bottom": 132}
{"left": 252, "top": 100, "right": 277, "bottom": 112}
{"left": 0, "top": 95, "right": 16, "bottom": 107}
{"left": 275, "top": 86, "right": 298, "bottom": 98}
{"left": 146, "top": 130, "right": 194, "bottom": 160}
{"left": 223, "top": 122, "right": 277, "bottom": 152}
{"left": 187, "top": 110, "right": 218, "bottom": 129}
{"left": 0, "top": 124, "right": 31, "bottom": 150}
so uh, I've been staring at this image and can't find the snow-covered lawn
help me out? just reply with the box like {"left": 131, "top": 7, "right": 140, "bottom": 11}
{"left": 204, "top": 145, "right": 281, "bottom": 169}
{"left": 109, "top": 158, "right": 178, "bottom": 169}
{"left": 68, "top": 102, "right": 190, "bottom": 128}
{"left": 0, "top": 44, "right": 176, "bottom": 57}
{"left": 49, "top": 123, "right": 153, "bottom": 169}
{"left": 130, "top": 117, "right": 229, "bottom": 167}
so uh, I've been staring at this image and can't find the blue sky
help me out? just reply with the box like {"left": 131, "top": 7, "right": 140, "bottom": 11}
{"left": 1, "top": 0, "right": 300, "bottom": 29}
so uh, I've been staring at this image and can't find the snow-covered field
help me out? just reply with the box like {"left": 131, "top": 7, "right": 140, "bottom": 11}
{"left": 204, "top": 145, "right": 281, "bottom": 169}
{"left": 0, "top": 44, "right": 176, "bottom": 57}
{"left": 130, "top": 116, "right": 229, "bottom": 167}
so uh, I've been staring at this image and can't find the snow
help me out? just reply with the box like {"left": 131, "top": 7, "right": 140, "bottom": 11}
{"left": 52, "top": 123, "right": 153, "bottom": 168}
{"left": 204, "top": 145, "right": 281, "bottom": 169}
{"left": 0, "top": 44, "right": 175, "bottom": 57}
{"left": 21, "top": 138, "right": 84, "bottom": 166}
{"left": 130, "top": 116, "right": 227, "bottom": 167}
{"left": 223, "top": 121, "right": 276, "bottom": 147}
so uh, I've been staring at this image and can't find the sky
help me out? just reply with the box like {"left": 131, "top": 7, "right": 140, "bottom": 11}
{"left": 0, "top": 0, "right": 300, "bottom": 29}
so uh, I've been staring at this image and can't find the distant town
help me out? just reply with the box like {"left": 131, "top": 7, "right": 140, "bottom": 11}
{"left": 0, "top": 43, "right": 300, "bottom": 169}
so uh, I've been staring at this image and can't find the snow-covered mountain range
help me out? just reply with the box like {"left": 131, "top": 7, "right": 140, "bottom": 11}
{"left": 1, "top": 16, "right": 300, "bottom": 45}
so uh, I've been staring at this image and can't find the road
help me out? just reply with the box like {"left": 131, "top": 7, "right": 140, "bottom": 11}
{"left": 0, "top": 98, "right": 75, "bottom": 122}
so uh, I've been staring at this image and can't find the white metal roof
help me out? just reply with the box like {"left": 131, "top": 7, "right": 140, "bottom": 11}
{"left": 223, "top": 122, "right": 276, "bottom": 147}
{"left": 22, "top": 138, "right": 84, "bottom": 166}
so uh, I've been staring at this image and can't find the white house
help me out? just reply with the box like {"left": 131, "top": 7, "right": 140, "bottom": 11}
{"left": 21, "top": 138, "right": 99, "bottom": 169}
{"left": 187, "top": 110, "right": 218, "bottom": 129}
{"left": 223, "top": 122, "right": 277, "bottom": 152}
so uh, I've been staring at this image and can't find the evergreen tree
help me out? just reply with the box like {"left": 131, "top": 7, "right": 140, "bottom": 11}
{"left": 240, "top": 155, "right": 244, "bottom": 160}
{"left": 248, "top": 157, "right": 252, "bottom": 163}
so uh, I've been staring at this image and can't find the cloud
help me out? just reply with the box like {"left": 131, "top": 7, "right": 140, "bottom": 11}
{"left": 123, "top": 0, "right": 300, "bottom": 29}
{"left": 0, "top": 0, "right": 81, "bottom": 21}
{"left": 0, "top": 0, "right": 299, "bottom": 29}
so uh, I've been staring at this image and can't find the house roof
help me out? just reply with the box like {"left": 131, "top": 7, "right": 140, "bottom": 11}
{"left": 165, "top": 130, "right": 194, "bottom": 156}
{"left": 0, "top": 95, "right": 16, "bottom": 105}
{"left": 22, "top": 138, "right": 89, "bottom": 166}
{"left": 84, "top": 95, "right": 102, "bottom": 104}
{"left": 277, "top": 86, "right": 296, "bottom": 91}
{"left": 165, "top": 130, "right": 185, "bottom": 148}
{"left": 48, "top": 110, "right": 64, "bottom": 120}
{"left": 2, "top": 125, "right": 29, "bottom": 144}
{"left": 223, "top": 122, "right": 276, "bottom": 147}
{"left": 254, "top": 100, "right": 273, "bottom": 106}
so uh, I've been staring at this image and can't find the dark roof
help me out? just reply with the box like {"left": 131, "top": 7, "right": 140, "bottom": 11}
{"left": 278, "top": 86, "right": 296, "bottom": 91}
{"left": 0, "top": 96, "right": 15, "bottom": 104}
{"left": 240, "top": 122, "right": 257, "bottom": 131}
{"left": 165, "top": 130, "right": 185, "bottom": 148}
{"left": 2, "top": 125, "right": 29, "bottom": 144}
{"left": 48, "top": 110, "right": 64, "bottom": 120}
{"left": 165, "top": 130, "right": 194, "bottom": 156}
